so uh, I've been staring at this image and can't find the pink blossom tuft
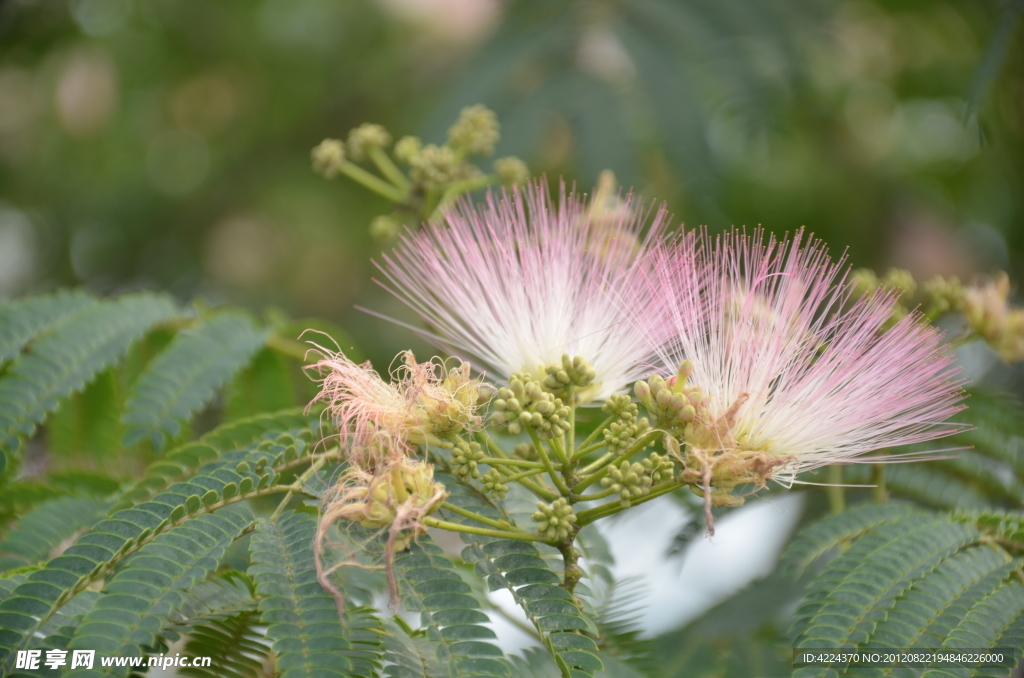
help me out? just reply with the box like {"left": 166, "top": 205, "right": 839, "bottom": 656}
{"left": 370, "top": 181, "right": 671, "bottom": 403}
{"left": 652, "top": 228, "right": 967, "bottom": 487}
{"left": 307, "top": 349, "right": 482, "bottom": 465}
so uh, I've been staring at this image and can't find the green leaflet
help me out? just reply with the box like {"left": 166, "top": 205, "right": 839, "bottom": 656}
{"left": 223, "top": 347, "right": 297, "bottom": 421}
{"left": 0, "top": 460, "right": 281, "bottom": 672}
{"left": 64, "top": 506, "right": 255, "bottom": 676}
{"left": 0, "top": 290, "right": 97, "bottom": 366}
{"left": 0, "top": 496, "right": 108, "bottom": 572}
{"left": 782, "top": 502, "right": 923, "bottom": 576}
{"left": 178, "top": 609, "right": 267, "bottom": 678}
{"left": 111, "top": 408, "right": 316, "bottom": 512}
{"left": 248, "top": 511, "right": 383, "bottom": 678}
{"left": 788, "top": 506, "right": 1024, "bottom": 678}
{"left": 436, "top": 475, "right": 600, "bottom": 678}
{"left": 0, "top": 292, "right": 179, "bottom": 459}
{"left": 121, "top": 313, "right": 269, "bottom": 450}
{"left": 792, "top": 516, "right": 981, "bottom": 650}
{"left": 381, "top": 617, "right": 448, "bottom": 678}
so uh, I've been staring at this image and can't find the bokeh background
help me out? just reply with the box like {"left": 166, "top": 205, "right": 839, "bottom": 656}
{"left": 2, "top": 0, "right": 1023, "bottom": 369}
{"left": 1, "top": 0, "right": 1023, "bottom": 664}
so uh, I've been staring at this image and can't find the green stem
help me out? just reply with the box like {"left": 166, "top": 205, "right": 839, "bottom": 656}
{"left": 441, "top": 502, "right": 533, "bottom": 535}
{"left": 483, "top": 458, "right": 545, "bottom": 469}
{"left": 339, "top": 161, "right": 408, "bottom": 203}
{"left": 271, "top": 455, "right": 329, "bottom": 520}
{"left": 578, "top": 451, "right": 615, "bottom": 476}
{"left": 827, "top": 465, "right": 846, "bottom": 514}
{"left": 871, "top": 450, "right": 889, "bottom": 503}
{"left": 477, "top": 431, "right": 510, "bottom": 459}
{"left": 274, "top": 448, "right": 339, "bottom": 474}
{"left": 422, "top": 517, "right": 548, "bottom": 544}
{"left": 266, "top": 333, "right": 310, "bottom": 362}
{"left": 549, "top": 435, "right": 571, "bottom": 470}
{"left": 574, "top": 430, "right": 661, "bottom": 493}
{"left": 574, "top": 486, "right": 618, "bottom": 502}
{"left": 433, "top": 175, "right": 496, "bottom": 216}
{"left": 567, "top": 393, "right": 576, "bottom": 460}
{"left": 368, "top": 146, "right": 411, "bottom": 191}
{"left": 528, "top": 429, "right": 571, "bottom": 495}
{"left": 573, "top": 414, "right": 615, "bottom": 459}
{"left": 576, "top": 479, "right": 683, "bottom": 525}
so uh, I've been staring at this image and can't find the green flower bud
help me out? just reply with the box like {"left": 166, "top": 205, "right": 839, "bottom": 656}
{"left": 542, "top": 354, "right": 597, "bottom": 399}
{"left": 347, "top": 123, "right": 391, "bottom": 160}
{"left": 369, "top": 214, "right": 401, "bottom": 241}
{"left": 448, "top": 104, "right": 500, "bottom": 156}
{"left": 881, "top": 268, "right": 917, "bottom": 298}
{"left": 531, "top": 498, "right": 577, "bottom": 542}
{"left": 494, "top": 156, "right": 529, "bottom": 186}
{"left": 600, "top": 460, "right": 651, "bottom": 507}
{"left": 922, "top": 275, "right": 965, "bottom": 314}
{"left": 634, "top": 364, "right": 705, "bottom": 434}
{"left": 482, "top": 468, "right": 508, "bottom": 499}
{"left": 394, "top": 135, "right": 422, "bottom": 164}
{"left": 311, "top": 138, "right": 345, "bottom": 178}
{"left": 490, "top": 374, "right": 571, "bottom": 439}
{"left": 512, "top": 442, "right": 539, "bottom": 462}
{"left": 409, "top": 143, "right": 462, "bottom": 190}
{"left": 452, "top": 439, "right": 485, "bottom": 480}
{"left": 850, "top": 268, "right": 880, "bottom": 298}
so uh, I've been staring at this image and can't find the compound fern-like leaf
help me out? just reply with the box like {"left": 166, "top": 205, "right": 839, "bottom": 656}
{"left": 0, "top": 496, "right": 107, "bottom": 571}
{"left": 0, "top": 293, "right": 178, "bottom": 459}
{"left": 121, "top": 313, "right": 268, "bottom": 450}
{"left": 0, "top": 290, "right": 97, "bottom": 365}
{"left": 248, "top": 511, "right": 383, "bottom": 678}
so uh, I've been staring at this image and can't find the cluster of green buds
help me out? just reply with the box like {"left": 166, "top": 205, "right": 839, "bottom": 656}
{"left": 512, "top": 442, "right": 539, "bottom": 462}
{"left": 541, "top": 354, "right": 598, "bottom": 401}
{"left": 642, "top": 452, "right": 676, "bottom": 485}
{"left": 311, "top": 105, "right": 529, "bottom": 239}
{"left": 532, "top": 498, "right": 577, "bottom": 542}
{"left": 601, "top": 394, "right": 650, "bottom": 455}
{"left": 852, "top": 268, "right": 1024, "bottom": 363}
{"left": 963, "top": 273, "right": 1024, "bottom": 363}
{"left": 600, "top": 460, "right": 651, "bottom": 507}
{"left": 598, "top": 452, "right": 675, "bottom": 508}
{"left": 634, "top": 361, "right": 704, "bottom": 434}
{"left": 481, "top": 468, "right": 508, "bottom": 499}
{"left": 451, "top": 439, "right": 486, "bottom": 480}
{"left": 850, "top": 267, "right": 917, "bottom": 325}
{"left": 922, "top": 275, "right": 966, "bottom": 315}
{"left": 491, "top": 374, "right": 571, "bottom": 439}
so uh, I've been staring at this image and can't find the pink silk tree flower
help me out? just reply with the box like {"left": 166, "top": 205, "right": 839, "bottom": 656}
{"left": 649, "top": 228, "right": 967, "bottom": 497}
{"left": 307, "top": 349, "right": 483, "bottom": 466}
{"left": 370, "top": 181, "right": 671, "bottom": 404}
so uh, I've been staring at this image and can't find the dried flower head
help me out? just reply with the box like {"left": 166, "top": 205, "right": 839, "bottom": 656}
{"left": 650, "top": 229, "right": 966, "bottom": 507}
{"left": 315, "top": 456, "right": 448, "bottom": 610}
{"left": 308, "top": 349, "right": 484, "bottom": 465}
{"left": 371, "top": 181, "right": 671, "bottom": 403}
